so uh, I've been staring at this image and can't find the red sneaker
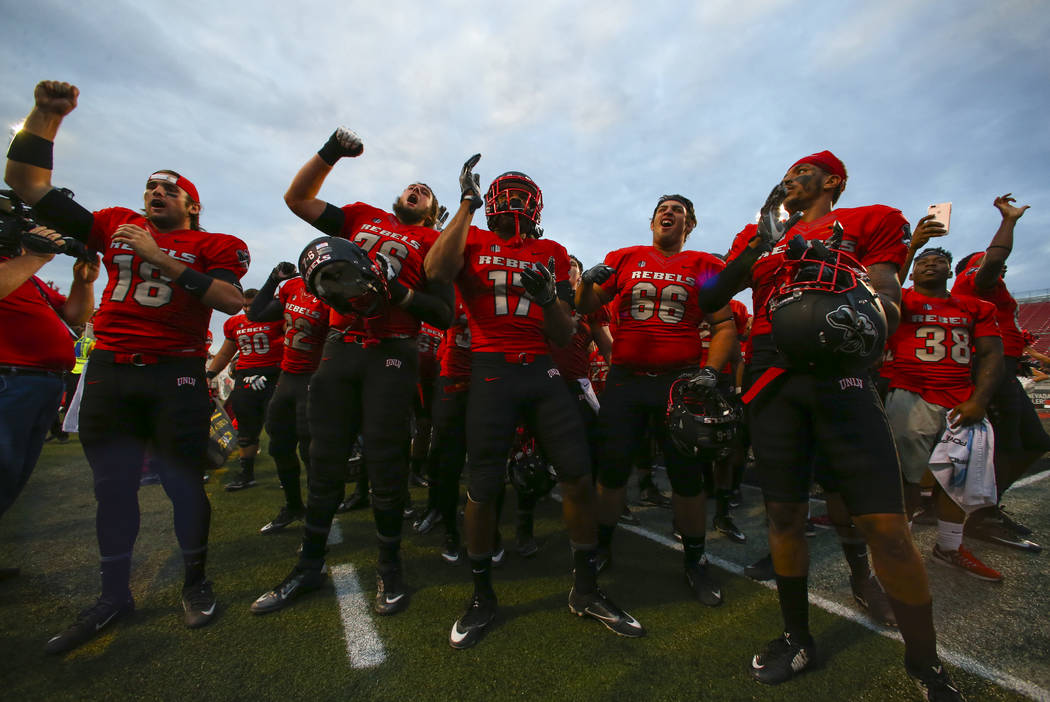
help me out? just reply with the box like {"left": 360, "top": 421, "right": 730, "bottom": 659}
{"left": 932, "top": 544, "right": 1003, "bottom": 582}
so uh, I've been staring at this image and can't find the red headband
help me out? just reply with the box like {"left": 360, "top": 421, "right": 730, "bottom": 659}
{"left": 790, "top": 150, "right": 847, "bottom": 181}
{"left": 148, "top": 171, "right": 200, "bottom": 204}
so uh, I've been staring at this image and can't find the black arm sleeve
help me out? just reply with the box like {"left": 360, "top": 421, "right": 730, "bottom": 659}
{"left": 556, "top": 280, "right": 574, "bottom": 307}
{"left": 30, "top": 188, "right": 95, "bottom": 242}
{"left": 311, "top": 202, "right": 346, "bottom": 236}
{"left": 696, "top": 244, "right": 764, "bottom": 313}
{"left": 392, "top": 278, "right": 454, "bottom": 329}
{"left": 206, "top": 268, "right": 243, "bottom": 291}
{"left": 246, "top": 275, "right": 284, "bottom": 322}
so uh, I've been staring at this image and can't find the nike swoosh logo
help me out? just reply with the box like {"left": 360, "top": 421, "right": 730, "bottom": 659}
{"left": 485, "top": 377, "right": 500, "bottom": 382}
{"left": 95, "top": 611, "right": 119, "bottom": 631}
{"left": 751, "top": 655, "right": 764, "bottom": 670}
{"left": 585, "top": 607, "right": 630, "bottom": 624}
{"left": 198, "top": 603, "right": 216, "bottom": 616}
{"left": 450, "top": 624, "right": 470, "bottom": 644}
{"left": 383, "top": 593, "right": 405, "bottom": 604}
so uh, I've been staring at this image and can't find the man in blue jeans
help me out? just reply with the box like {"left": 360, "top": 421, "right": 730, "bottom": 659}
{"left": 0, "top": 206, "right": 98, "bottom": 579}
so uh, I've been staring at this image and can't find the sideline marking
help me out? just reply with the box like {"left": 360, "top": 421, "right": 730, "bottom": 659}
{"left": 555, "top": 491, "right": 1050, "bottom": 701}
{"left": 1012, "top": 468, "right": 1050, "bottom": 489}
{"left": 330, "top": 563, "right": 385, "bottom": 668}
{"left": 328, "top": 520, "right": 343, "bottom": 545}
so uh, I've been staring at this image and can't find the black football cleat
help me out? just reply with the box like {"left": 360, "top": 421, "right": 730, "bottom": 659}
{"left": 412, "top": 507, "right": 442, "bottom": 535}
{"left": 905, "top": 660, "right": 965, "bottom": 701}
{"left": 618, "top": 505, "right": 640, "bottom": 526}
{"left": 749, "top": 633, "right": 816, "bottom": 685}
{"left": 260, "top": 506, "right": 304, "bottom": 535}
{"left": 182, "top": 580, "right": 217, "bottom": 628}
{"left": 685, "top": 558, "right": 723, "bottom": 607}
{"left": 713, "top": 514, "right": 747, "bottom": 544}
{"left": 965, "top": 520, "right": 1042, "bottom": 553}
{"left": 224, "top": 472, "right": 256, "bottom": 492}
{"left": 250, "top": 565, "right": 326, "bottom": 614}
{"left": 441, "top": 535, "right": 462, "bottom": 565}
{"left": 744, "top": 553, "right": 775, "bottom": 582}
{"left": 449, "top": 593, "right": 498, "bottom": 649}
{"left": 374, "top": 567, "right": 409, "bottom": 615}
{"left": 45, "top": 595, "right": 135, "bottom": 655}
{"left": 639, "top": 483, "right": 671, "bottom": 508}
{"left": 851, "top": 574, "right": 897, "bottom": 627}
{"left": 337, "top": 489, "right": 369, "bottom": 513}
{"left": 568, "top": 587, "right": 645, "bottom": 637}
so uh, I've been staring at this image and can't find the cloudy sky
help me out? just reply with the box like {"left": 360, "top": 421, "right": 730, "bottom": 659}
{"left": 4, "top": 0, "right": 1049, "bottom": 341}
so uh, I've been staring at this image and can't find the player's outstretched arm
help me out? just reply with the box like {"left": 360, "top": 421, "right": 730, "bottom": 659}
{"left": 974, "top": 193, "right": 1029, "bottom": 290}
{"left": 575, "top": 263, "right": 614, "bottom": 314}
{"left": 898, "top": 214, "right": 947, "bottom": 284}
{"left": 424, "top": 154, "right": 481, "bottom": 283}
{"left": 5, "top": 81, "right": 78, "bottom": 206}
{"left": 284, "top": 128, "right": 363, "bottom": 234}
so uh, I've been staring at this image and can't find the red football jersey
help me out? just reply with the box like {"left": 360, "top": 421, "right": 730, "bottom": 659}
{"left": 887, "top": 288, "right": 1000, "bottom": 408}
{"left": 222, "top": 313, "right": 284, "bottom": 370}
{"left": 88, "top": 208, "right": 249, "bottom": 357}
{"left": 334, "top": 202, "right": 438, "bottom": 340}
{"left": 439, "top": 296, "right": 472, "bottom": 378}
{"left": 699, "top": 298, "right": 750, "bottom": 371}
{"left": 551, "top": 306, "right": 610, "bottom": 380}
{"left": 597, "top": 246, "right": 725, "bottom": 370}
{"left": 587, "top": 346, "right": 610, "bottom": 394}
{"left": 727, "top": 205, "right": 909, "bottom": 339}
{"left": 0, "top": 272, "right": 73, "bottom": 370}
{"left": 456, "top": 227, "right": 572, "bottom": 355}
{"left": 951, "top": 257, "right": 1025, "bottom": 358}
{"left": 278, "top": 277, "right": 329, "bottom": 374}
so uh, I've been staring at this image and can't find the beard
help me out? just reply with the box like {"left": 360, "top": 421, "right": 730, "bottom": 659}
{"left": 393, "top": 199, "right": 427, "bottom": 226}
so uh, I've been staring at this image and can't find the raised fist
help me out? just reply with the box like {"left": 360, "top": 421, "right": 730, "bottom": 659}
{"left": 318, "top": 127, "right": 364, "bottom": 165}
{"left": 272, "top": 261, "right": 298, "bottom": 281}
{"left": 460, "top": 154, "right": 483, "bottom": 212}
{"left": 33, "top": 81, "right": 79, "bottom": 117}
{"left": 755, "top": 184, "right": 802, "bottom": 251}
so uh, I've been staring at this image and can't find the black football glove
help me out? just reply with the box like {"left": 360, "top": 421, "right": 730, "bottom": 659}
{"left": 581, "top": 263, "right": 615, "bottom": 286}
{"left": 520, "top": 256, "right": 557, "bottom": 307}
{"left": 271, "top": 261, "right": 298, "bottom": 281}
{"left": 317, "top": 127, "right": 364, "bottom": 166}
{"left": 755, "top": 183, "right": 802, "bottom": 252}
{"left": 21, "top": 228, "right": 90, "bottom": 260}
{"left": 433, "top": 205, "right": 450, "bottom": 231}
{"left": 686, "top": 366, "right": 720, "bottom": 391}
{"left": 460, "top": 154, "right": 483, "bottom": 212}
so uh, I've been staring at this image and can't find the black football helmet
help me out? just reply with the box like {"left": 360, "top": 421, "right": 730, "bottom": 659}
{"left": 666, "top": 376, "right": 740, "bottom": 460}
{"left": 485, "top": 171, "right": 543, "bottom": 237}
{"left": 298, "top": 236, "right": 389, "bottom": 316}
{"left": 506, "top": 430, "right": 557, "bottom": 502}
{"left": 768, "top": 240, "right": 887, "bottom": 371}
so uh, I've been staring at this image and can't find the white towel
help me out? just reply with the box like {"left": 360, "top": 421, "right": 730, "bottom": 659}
{"left": 61, "top": 362, "right": 87, "bottom": 433}
{"left": 928, "top": 418, "right": 997, "bottom": 513}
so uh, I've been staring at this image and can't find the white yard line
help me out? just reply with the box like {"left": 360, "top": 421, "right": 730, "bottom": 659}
{"left": 1011, "top": 468, "right": 1050, "bottom": 489}
{"left": 327, "top": 519, "right": 343, "bottom": 545}
{"left": 329, "top": 563, "right": 386, "bottom": 669}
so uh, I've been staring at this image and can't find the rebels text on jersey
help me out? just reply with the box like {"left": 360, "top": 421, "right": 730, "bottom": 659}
{"left": 333, "top": 202, "right": 438, "bottom": 339}
{"left": 456, "top": 226, "right": 572, "bottom": 355}
{"left": 278, "top": 277, "right": 329, "bottom": 374}
{"left": 887, "top": 288, "right": 999, "bottom": 408}
{"left": 223, "top": 313, "right": 284, "bottom": 370}
{"left": 597, "top": 246, "right": 725, "bottom": 370}
{"left": 728, "top": 205, "right": 909, "bottom": 338}
{"left": 88, "top": 208, "right": 249, "bottom": 356}
{"left": 952, "top": 259, "right": 1025, "bottom": 358}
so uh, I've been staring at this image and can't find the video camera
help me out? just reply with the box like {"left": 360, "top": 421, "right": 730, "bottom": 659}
{"left": 0, "top": 188, "right": 91, "bottom": 260}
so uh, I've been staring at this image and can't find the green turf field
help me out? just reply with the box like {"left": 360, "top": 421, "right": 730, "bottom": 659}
{"left": 0, "top": 439, "right": 1038, "bottom": 701}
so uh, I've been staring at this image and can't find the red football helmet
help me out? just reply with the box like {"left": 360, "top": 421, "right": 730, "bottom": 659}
{"left": 485, "top": 171, "right": 543, "bottom": 236}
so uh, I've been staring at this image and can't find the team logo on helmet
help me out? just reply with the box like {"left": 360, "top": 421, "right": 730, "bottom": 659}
{"left": 826, "top": 304, "right": 881, "bottom": 357}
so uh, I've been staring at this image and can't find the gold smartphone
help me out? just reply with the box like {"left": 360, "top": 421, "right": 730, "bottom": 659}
{"left": 927, "top": 202, "right": 951, "bottom": 233}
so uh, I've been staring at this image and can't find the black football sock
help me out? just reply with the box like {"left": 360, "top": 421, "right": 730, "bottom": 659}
{"left": 182, "top": 547, "right": 207, "bottom": 587}
{"left": 273, "top": 455, "right": 303, "bottom": 511}
{"left": 840, "top": 534, "right": 871, "bottom": 584}
{"left": 889, "top": 597, "right": 938, "bottom": 668}
{"left": 571, "top": 543, "right": 598, "bottom": 595}
{"left": 469, "top": 555, "right": 495, "bottom": 599}
{"left": 516, "top": 509, "right": 534, "bottom": 540}
{"left": 238, "top": 455, "right": 255, "bottom": 479}
{"left": 374, "top": 507, "right": 403, "bottom": 568}
{"left": 100, "top": 553, "right": 132, "bottom": 602}
{"left": 774, "top": 574, "right": 811, "bottom": 642}
{"left": 715, "top": 489, "right": 732, "bottom": 519}
{"left": 597, "top": 522, "right": 616, "bottom": 550}
{"left": 682, "top": 535, "right": 705, "bottom": 568}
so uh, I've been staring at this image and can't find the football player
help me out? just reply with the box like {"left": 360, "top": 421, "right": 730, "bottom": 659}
{"left": 250, "top": 128, "right": 452, "bottom": 616}
{"left": 245, "top": 262, "right": 329, "bottom": 534}
{"left": 715, "top": 151, "right": 963, "bottom": 698}
{"left": 6, "top": 81, "right": 249, "bottom": 653}
{"left": 885, "top": 246, "right": 1004, "bottom": 579}
{"left": 952, "top": 195, "right": 1048, "bottom": 553}
{"left": 206, "top": 288, "right": 285, "bottom": 491}
{"left": 425, "top": 155, "right": 643, "bottom": 649}
{"left": 576, "top": 195, "right": 737, "bottom": 606}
